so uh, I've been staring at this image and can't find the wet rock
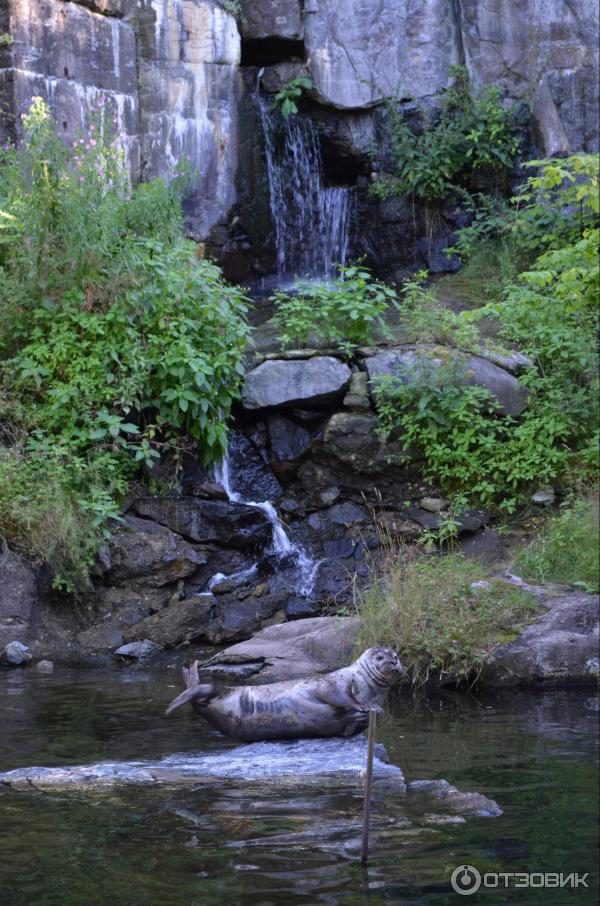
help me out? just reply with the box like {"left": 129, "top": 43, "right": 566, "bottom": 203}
{"left": 101, "top": 516, "right": 207, "bottom": 587}
{"left": 284, "top": 597, "right": 320, "bottom": 620}
{"left": 267, "top": 414, "right": 313, "bottom": 472}
{"left": 323, "top": 411, "right": 412, "bottom": 473}
{"left": 132, "top": 497, "right": 271, "bottom": 551}
{"left": 76, "top": 626, "right": 124, "bottom": 653}
{"left": 406, "top": 506, "right": 490, "bottom": 535}
{"left": 225, "top": 432, "right": 284, "bottom": 502}
{"left": 242, "top": 357, "right": 351, "bottom": 410}
{"left": 366, "top": 346, "right": 529, "bottom": 417}
{"left": 124, "top": 597, "right": 214, "bottom": 649}
{"left": 113, "top": 640, "right": 162, "bottom": 662}
{"left": 203, "top": 615, "right": 361, "bottom": 682}
{"left": 239, "top": 0, "right": 303, "bottom": 40}
{"left": 206, "top": 591, "right": 288, "bottom": 644}
{"left": 458, "top": 528, "right": 508, "bottom": 566}
{"left": 0, "top": 736, "right": 404, "bottom": 790}
{"left": 407, "top": 780, "right": 502, "bottom": 817}
{"left": 0, "top": 549, "right": 39, "bottom": 648}
{"left": 323, "top": 539, "right": 356, "bottom": 560}
{"left": 482, "top": 592, "right": 600, "bottom": 686}
{"left": 34, "top": 659, "right": 54, "bottom": 674}
{"left": 416, "top": 234, "right": 460, "bottom": 273}
{"left": 1, "top": 640, "right": 32, "bottom": 666}
{"left": 184, "top": 479, "right": 229, "bottom": 501}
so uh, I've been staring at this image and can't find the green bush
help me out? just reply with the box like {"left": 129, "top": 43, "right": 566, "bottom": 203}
{"left": 0, "top": 98, "right": 249, "bottom": 590}
{"left": 515, "top": 495, "right": 599, "bottom": 593}
{"left": 373, "top": 66, "right": 522, "bottom": 203}
{"left": 374, "top": 155, "right": 599, "bottom": 513}
{"left": 358, "top": 537, "right": 539, "bottom": 685}
{"left": 272, "top": 77, "right": 315, "bottom": 119}
{"left": 272, "top": 265, "right": 397, "bottom": 352}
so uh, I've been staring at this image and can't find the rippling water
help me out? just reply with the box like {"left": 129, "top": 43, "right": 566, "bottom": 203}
{"left": 0, "top": 665, "right": 597, "bottom": 905}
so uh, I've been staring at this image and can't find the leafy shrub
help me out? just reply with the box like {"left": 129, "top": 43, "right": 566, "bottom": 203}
{"left": 395, "top": 272, "right": 480, "bottom": 348}
{"left": 373, "top": 66, "right": 522, "bottom": 203}
{"left": 358, "top": 534, "right": 539, "bottom": 685}
{"left": 515, "top": 495, "right": 599, "bottom": 593}
{"left": 0, "top": 98, "right": 249, "bottom": 590}
{"left": 272, "top": 265, "right": 397, "bottom": 351}
{"left": 272, "top": 77, "right": 315, "bottom": 119}
{"left": 375, "top": 155, "right": 599, "bottom": 513}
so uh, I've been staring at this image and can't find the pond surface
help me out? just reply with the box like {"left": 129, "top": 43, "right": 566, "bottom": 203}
{"left": 0, "top": 665, "right": 597, "bottom": 905}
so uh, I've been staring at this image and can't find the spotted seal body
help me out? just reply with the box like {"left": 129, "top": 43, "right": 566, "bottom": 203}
{"left": 165, "top": 647, "right": 404, "bottom": 742}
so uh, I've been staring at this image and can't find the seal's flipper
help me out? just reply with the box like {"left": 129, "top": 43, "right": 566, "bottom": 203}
{"left": 165, "top": 682, "right": 215, "bottom": 716}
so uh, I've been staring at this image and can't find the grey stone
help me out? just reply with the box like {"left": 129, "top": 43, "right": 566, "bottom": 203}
{"left": 239, "top": 0, "right": 303, "bottom": 39}
{"left": 102, "top": 515, "right": 207, "bottom": 587}
{"left": 342, "top": 371, "right": 372, "bottom": 412}
{"left": 366, "top": 346, "right": 529, "bottom": 417}
{"left": 242, "top": 357, "right": 351, "bottom": 410}
{"left": 323, "top": 539, "right": 356, "bottom": 560}
{"left": 205, "top": 590, "right": 287, "bottom": 644}
{"left": 0, "top": 736, "right": 404, "bottom": 790}
{"left": 35, "top": 659, "right": 54, "bottom": 674}
{"left": 482, "top": 592, "right": 600, "bottom": 686}
{"left": 323, "top": 411, "right": 412, "bottom": 473}
{"left": 132, "top": 497, "right": 271, "bottom": 550}
{"left": 0, "top": 549, "right": 39, "bottom": 648}
{"left": 531, "top": 487, "right": 556, "bottom": 506}
{"left": 407, "top": 780, "right": 502, "bottom": 817}
{"left": 203, "top": 615, "right": 361, "bottom": 682}
{"left": 113, "top": 639, "right": 162, "bottom": 661}
{"left": 223, "top": 431, "right": 284, "bottom": 502}
{"left": 1, "top": 640, "right": 32, "bottom": 666}
{"left": 419, "top": 497, "right": 447, "bottom": 513}
{"left": 479, "top": 347, "right": 534, "bottom": 375}
{"left": 322, "top": 501, "right": 368, "bottom": 526}
{"left": 125, "top": 596, "right": 213, "bottom": 648}
{"left": 284, "top": 597, "right": 320, "bottom": 620}
{"left": 268, "top": 414, "right": 313, "bottom": 464}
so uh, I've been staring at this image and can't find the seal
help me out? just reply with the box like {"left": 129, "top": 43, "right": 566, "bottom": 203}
{"left": 165, "top": 647, "right": 404, "bottom": 742}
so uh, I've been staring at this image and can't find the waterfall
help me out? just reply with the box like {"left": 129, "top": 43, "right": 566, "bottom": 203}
{"left": 211, "top": 453, "right": 320, "bottom": 597}
{"left": 256, "top": 90, "right": 353, "bottom": 281}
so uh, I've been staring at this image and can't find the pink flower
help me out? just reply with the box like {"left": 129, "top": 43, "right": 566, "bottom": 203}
{"left": 90, "top": 139, "right": 97, "bottom": 146}
{"left": 79, "top": 175, "right": 85, "bottom": 182}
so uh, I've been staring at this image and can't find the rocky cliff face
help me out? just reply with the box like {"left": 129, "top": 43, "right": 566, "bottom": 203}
{"left": 1, "top": 0, "right": 597, "bottom": 246}
{"left": 0, "top": 0, "right": 240, "bottom": 238}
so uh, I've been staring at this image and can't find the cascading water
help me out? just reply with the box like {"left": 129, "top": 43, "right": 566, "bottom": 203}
{"left": 210, "top": 453, "right": 320, "bottom": 598}
{"left": 256, "top": 86, "right": 353, "bottom": 281}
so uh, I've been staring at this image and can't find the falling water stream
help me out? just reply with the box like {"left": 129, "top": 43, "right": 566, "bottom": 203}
{"left": 256, "top": 84, "right": 353, "bottom": 281}
{"left": 210, "top": 452, "right": 320, "bottom": 597}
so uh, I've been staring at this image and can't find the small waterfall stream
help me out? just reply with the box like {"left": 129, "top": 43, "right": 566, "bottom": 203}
{"left": 209, "top": 452, "right": 320, "bottom": 598}
{"left": 256, "top": 88, "right": 353, "bottom": 281}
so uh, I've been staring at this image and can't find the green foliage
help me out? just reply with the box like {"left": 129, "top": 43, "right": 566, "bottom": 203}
{"left": 0, "top": 32, "right": 13, "bottom": 46}
{"left": 374, "top": 154, "right": 599, "bottom": 514}
{"left": 272, "top": 77, "right": 315, "bottom": 119}
{"left": 374, "top": 66, "right": 522, "bottom": 203}
{"left": 272, "top": 265, "right": 397, "bottom": 352}
{"left": 0, "top": 98, "right": 249, "bottom": 590}
{"left": 358, "top": 536, "right": 539, "bottom": 685}
{"left": 514, "top": 494, "right": 599, "bottom": 593}
{"left": 219, "top": 0, "right": 241, "bottom": 18}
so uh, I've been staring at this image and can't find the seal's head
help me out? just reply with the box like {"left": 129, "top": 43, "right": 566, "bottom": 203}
{"left": 361, "top": 647, "right": 405, "bottom": 685}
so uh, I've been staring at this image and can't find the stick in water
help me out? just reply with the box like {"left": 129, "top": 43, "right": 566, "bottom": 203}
{"left": 360, "top": 709, "right": 377, "bottom": 865}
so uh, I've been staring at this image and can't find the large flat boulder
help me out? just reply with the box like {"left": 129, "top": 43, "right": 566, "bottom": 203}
{"left": 202, "top": 615, "right": 361, "bottom": 682}
{"left": 365, "top": 346, "right": 529, "bottom": 417}
{"left": 482, "top": 592, "right": 599, "bottom": 686}
{"left": 242, "top": 357, "right": 351, "bottom": 410}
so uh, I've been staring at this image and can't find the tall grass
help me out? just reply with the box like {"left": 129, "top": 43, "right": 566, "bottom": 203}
{"left": 515, "top": 494, "right": 599, "bottom": 593}
{"left": 357, "top": 519, "right": 539, "bottom": 685}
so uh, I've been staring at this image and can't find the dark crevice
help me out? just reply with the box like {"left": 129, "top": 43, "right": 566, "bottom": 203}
{"left": 241, "top": 38, "right": 306, "bottom": 67}
{"left": 320, "top": 137, "right": 366, "bottom": 188}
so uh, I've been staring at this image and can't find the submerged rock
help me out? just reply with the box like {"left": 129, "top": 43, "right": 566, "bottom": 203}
{"left": 113, "top": 640, "right": 162, "bottom": 662}
{"left": 34, "top": 659, "right": 54, "bottom": 674}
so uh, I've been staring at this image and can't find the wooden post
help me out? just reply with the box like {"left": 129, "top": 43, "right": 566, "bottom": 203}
{"left": 360, "top": 710, "right": 377, "bottom": 865}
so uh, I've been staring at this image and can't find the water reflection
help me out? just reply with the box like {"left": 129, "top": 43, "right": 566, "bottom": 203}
{"left": 0, "top": 666, "right": 597, "bottom": 905}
